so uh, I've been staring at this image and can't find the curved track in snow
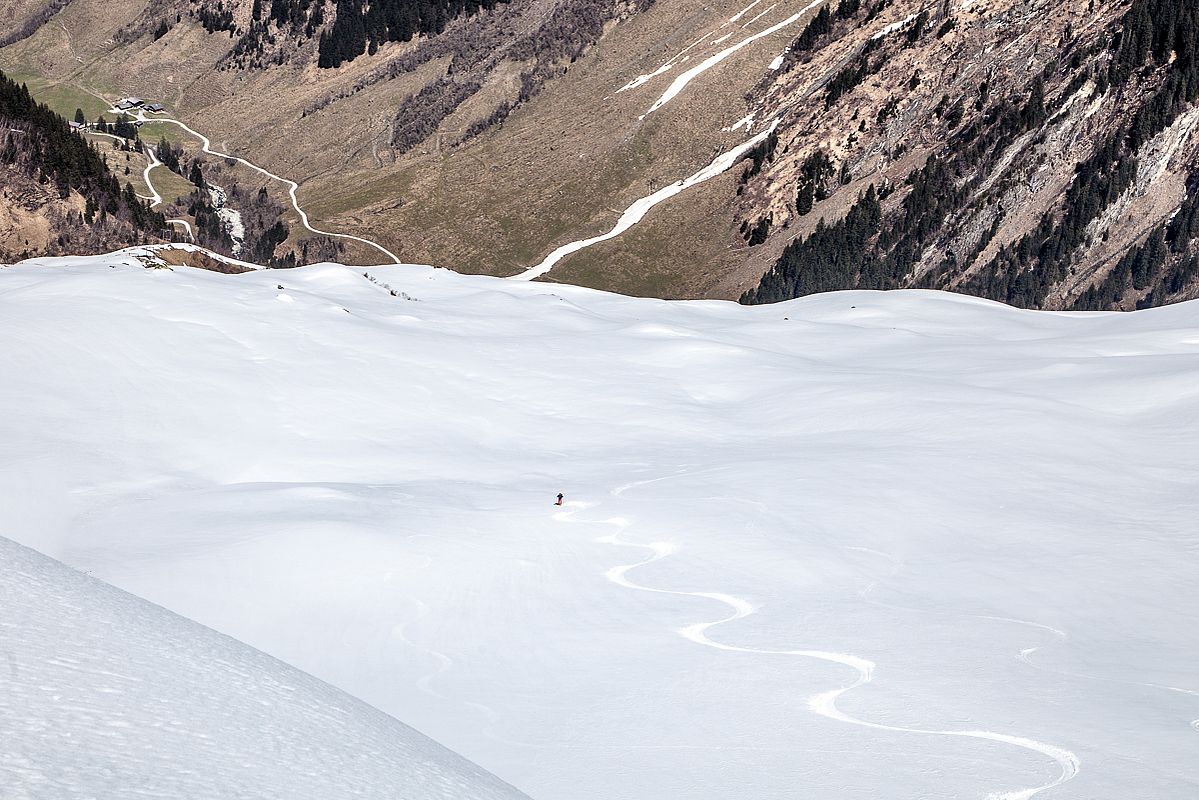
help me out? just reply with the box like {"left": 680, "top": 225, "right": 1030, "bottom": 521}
{"left": 555, "top": 490, "right": 1081, "bottom": 800}
{"left": 850, "top": 547, "right": 1199, "bottom": 737}
{"left": 122, "top": 110, "right": 402, "bottom": 264}
{"left": 393, "top": 597, "right": 454, "bottom": 700}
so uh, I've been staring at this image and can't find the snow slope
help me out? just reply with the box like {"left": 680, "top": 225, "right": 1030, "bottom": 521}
{"left": 1, "top": 251, "right": 1198, "bottom": 799}
{"left": 0, "top": 535, "right": 530, "bottom": 799}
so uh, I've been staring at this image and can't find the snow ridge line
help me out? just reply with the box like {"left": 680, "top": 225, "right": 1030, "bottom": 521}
{"left": 119, "top": 109, "right": 402, "bottom": 264}
{"left": 555, "top": 497, "right": 1081, "bottom": 800}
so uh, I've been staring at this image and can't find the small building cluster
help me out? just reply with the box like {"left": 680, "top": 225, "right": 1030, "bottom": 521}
{"left": 114, "top": 97, "right": 166, "bottom": 113}
{"left": 68, "top": 96, "right": 167, "bottom": 136}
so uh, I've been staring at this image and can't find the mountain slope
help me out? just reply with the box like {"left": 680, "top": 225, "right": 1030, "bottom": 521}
{"left": 0, "top": 0, "right": 810, "bottom": 286}
{"left": 0, "top": 532, "right": 532, "bottom": 800}
{"left": 733, "top": 0, "right": 1199, "bottom": 310}
{"left": 6, "top": 0, "right": 1199, "bottom": 304}
{"left": 0, "top": 70, "right": 170, "bottom": 261}
{"left": 1, "top": 249, "right": 1196, "bottom": 798}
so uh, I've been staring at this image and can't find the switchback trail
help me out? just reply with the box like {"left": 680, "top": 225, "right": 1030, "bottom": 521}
{"left": 553, "top": 488, "right": 1081, "bottom": 800}
{"left": 120, "top": 108, "right": 403, "bottom": 264}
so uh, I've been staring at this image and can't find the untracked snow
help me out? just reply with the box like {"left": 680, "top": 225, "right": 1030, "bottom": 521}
{"left": 1, "top": 254, "right": 1197, "bottom": 799}
{"left": 0, "top": 536, "right": 530, "bottom": 799}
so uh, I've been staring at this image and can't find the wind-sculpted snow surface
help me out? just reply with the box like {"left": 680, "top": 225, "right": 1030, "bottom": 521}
{"left": 1, "top": 254, "right": 1198, "bottom": 799}
{"left": 0, "top": 536, "right": 530, "bottom": 800}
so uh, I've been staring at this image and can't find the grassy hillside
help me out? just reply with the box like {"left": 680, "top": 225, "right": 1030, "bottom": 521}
{"left": 6, "top": 0, "right": 1199, "bottom": 308}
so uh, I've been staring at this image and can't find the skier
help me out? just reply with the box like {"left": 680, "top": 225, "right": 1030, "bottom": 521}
{"left": 555, "top": 493, "right": 564, "bottom": 506}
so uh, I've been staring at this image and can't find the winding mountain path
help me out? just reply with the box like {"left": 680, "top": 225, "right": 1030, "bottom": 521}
{"left": 166, "top": 218, "right": 195, "bottom": 241}
{"left": 553, "top": 488, "right": 1082, "bottom": 800}
{"left": 84, "top": 129, "right": 165, "bottom": 205}
{"left": 119, "top": 108, "right": 402, "bottom": 264}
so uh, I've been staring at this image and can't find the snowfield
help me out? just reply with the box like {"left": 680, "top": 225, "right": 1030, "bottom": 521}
{"left": 1, "top": 252, "right": 1197, "bottom": 799}
{"left": 0, "top": 538, "right": 530, "bottom": 799}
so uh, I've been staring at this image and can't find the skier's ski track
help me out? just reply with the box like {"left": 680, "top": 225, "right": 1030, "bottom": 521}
{"left": 851, "top": 547, "right": 1069, "bottom": 659}
{"left": 393, "top": 596, "right": 453, "bottom": 700}
{"left": 554, "top": 490, "right": 1080, "bottom": 799}
{"left": 115, "top": 109, "right": 403, "bottom": 264}
{"left": 849, "top": 547, "right": 1199, "bottom": 737}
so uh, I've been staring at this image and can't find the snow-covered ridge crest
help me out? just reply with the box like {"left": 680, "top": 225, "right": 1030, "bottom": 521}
{"left": 1, "top": 254, "right": 1197, "bottom": 799}
{"left": 0, "top": 534, "right": 531, "bottom": 799}
{"left": 8, "top": 243, "right": 272, "bottom": 273}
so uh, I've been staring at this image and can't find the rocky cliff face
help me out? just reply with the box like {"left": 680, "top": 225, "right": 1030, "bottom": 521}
{"left": 735, "top": 0, "right": 1199, "bottom": 310}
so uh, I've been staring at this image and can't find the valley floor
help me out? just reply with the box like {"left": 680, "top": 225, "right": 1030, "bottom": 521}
{"left": 1, "top": 252, "right": 1197, "bottom": 798}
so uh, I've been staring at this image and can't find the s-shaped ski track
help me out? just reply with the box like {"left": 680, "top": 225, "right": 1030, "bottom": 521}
{"left": 553, "top": 492, "right": 1081, "bottom": 800}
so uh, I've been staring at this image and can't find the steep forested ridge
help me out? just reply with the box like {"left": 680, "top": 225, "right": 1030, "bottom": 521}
{"left": 742, "top": 0, "right": 1199, "bottom": 311}
{"left": 317, "top": 0, "right": 508, "bottom": 68}
{"left": 0, "top": 70, "right": 168, "bottom": 260}
{"left": 220, "top": 0, "right": 647, "bottom": 154}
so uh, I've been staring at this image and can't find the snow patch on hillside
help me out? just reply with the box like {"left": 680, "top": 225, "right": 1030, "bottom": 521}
{"left": 513, "top": 120, "right": 780, "bottom": 279}
{"left": 872, "top": 11, "right": 920, "bottom": 39}
{"left": 724, "top": 112, "right": 757, "bottom": 131}
{"left": 642, "top": 0, "right": 824, "bottom": 117}
{"left": 207, "top": 184, "right": 246, "bottom": 256}
{"left": 617, "top": 63, "right": 674, "bottom": 93}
